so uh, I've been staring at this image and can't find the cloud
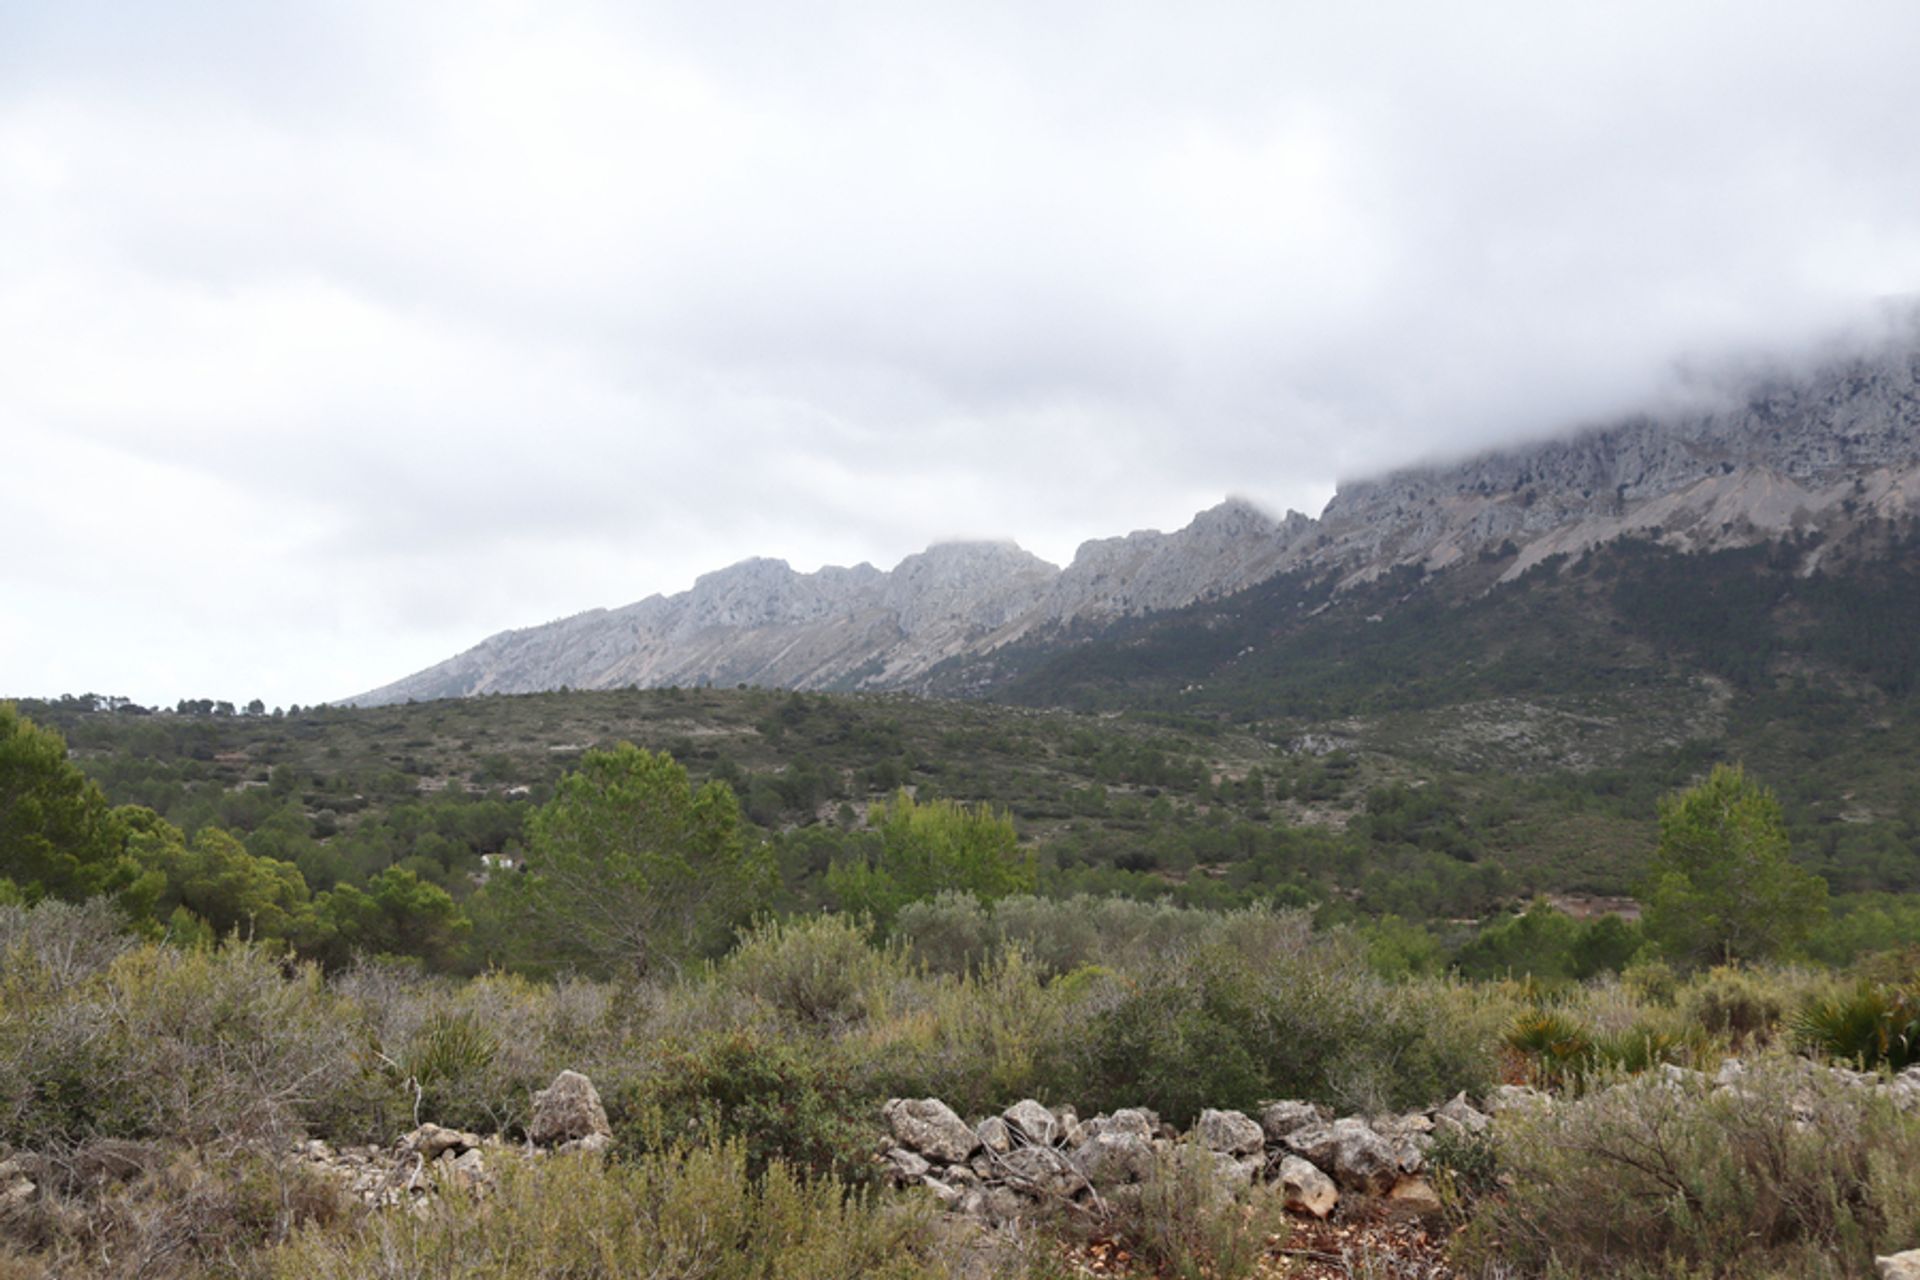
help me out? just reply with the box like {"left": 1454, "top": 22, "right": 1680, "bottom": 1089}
{"left": 4, "top": 0, "right": 1919, "bottom": 705}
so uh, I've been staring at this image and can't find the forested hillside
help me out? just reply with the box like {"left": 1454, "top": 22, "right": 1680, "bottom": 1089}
{"left": 16, "top": 523, "right": 1920, "bottom": 980}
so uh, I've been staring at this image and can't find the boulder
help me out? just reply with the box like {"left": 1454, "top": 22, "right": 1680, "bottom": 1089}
{"left": 528, "top": 1070, "right": 611, "bottom": 1148}
{"left": 1073, "top": 1131, "right": 1155, "bottom": 1187}
{"left": 1276, "top": 1155, "right": 1338, "bottom": 1219}
{"left": 1002, "top": 1099, "right": 1060, "bottom": 1147}
{"left": 883, "top": 1147, "right": 932, "bottom": 1185}
{"left": 999, "top": 1145, "right": 1082, "bottom": 1198}
{"left": 1878, "top": 1251, "right": 1920, "bottom": 1280}
{"left": 1260, "top": 1100, "right": 1323, "bottom": 1142}
{"left": 446, "top": 1147, "right": 492, "bottom": 1193}
{"left": 1284, "top": 1119, "right": 1400, "bottom": 1195}
{"left": 1386, "top": 1175, "right": 1443, "bottom": 1216}
{"left": 976, "top": 1116, "right": 1013, "bottom": 1156}
{"left": 1208, "top": 1150, "right": 1264, "bottom": 1193}
{"left": 960, "top": 1185, "right": 1028, "bottom": 1226}
{"left": 1433, "top": 1092, "right": 1490, "bottom": 1137}
{"left": 882, "top": 1098, "right": 980, "bottom": 1165}
{"left": 922, "top": 1177, "right": 964, "bottom": 1209}
{"left": 1194, "top": 1108, "right": 1264, "bottom": 1157}
{"left": 400, "top": 1122, "right": 480, "bottom": 1161}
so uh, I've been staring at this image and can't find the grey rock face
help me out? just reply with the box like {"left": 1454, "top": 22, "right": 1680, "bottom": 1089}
{"left": 399, "top": 1122, "right": 480, "bottom": 1161}
{"left": 975, "top": 1116, "right": 1012, "bottom": 1156}
{"left": 347, "top": 322, "right": 1920, "bottom": 708}
{"left": 883, "top": 1147, "right": 932, "bottom": 1185}
{"left": 1879, "top": 1249, "right": 1920, "bottom": 1280}
{"left": 1434, "top": 1092, "right": 1491, "bottom": 1137}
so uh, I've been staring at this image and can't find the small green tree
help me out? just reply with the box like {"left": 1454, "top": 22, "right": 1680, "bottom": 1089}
{"left": 502, "top": 744, "right": 772, "bottom": 977}
{"left": 313, "top": 866, "right": 471, "bottom": 968}
{"left": 130, "top": 819, "right": 312, "bottom": 944}
{"left": 825, "top": 791, "right": 1035, "bottom": 925}
{"left": 1641, "top": 764, "right": 1827, "bottom": 966}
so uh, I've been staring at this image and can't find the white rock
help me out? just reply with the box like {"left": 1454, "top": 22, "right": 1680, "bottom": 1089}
{"left": 1276, "top": 1155, "right": 1338, "bottom": 1219}
{"left": 1194, "top": 1108, "right": 1264, "bottom": 1157}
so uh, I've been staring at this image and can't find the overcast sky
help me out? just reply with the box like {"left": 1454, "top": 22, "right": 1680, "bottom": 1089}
{"left": 5, "top": 0, "right": 1919, "bottom": 708}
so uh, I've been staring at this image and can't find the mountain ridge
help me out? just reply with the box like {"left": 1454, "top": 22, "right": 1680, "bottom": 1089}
{"left": 347, "top": 325, "right": 1920, "bottom": 707}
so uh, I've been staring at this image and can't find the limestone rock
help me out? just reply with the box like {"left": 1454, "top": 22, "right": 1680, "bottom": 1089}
{"left": 1276, "top": 1155, "right": 1338, "bottom": 1219}
{"left": 1433, "top": 1092, "right": 1491, "bottom": 1136}
{"left": 1002, "top": 1099, "right": 1060, "bottom": 1147}
{"left": 400, "top": 1123, "right": 480, "bottom": 1161}
{"left": 556, "top": 1131, "right": 614, "bottom": 1156}
{"left": 1387, "top": 1175, "right": 1443, "bottom": 1216}
{"left": 1208, "top": 1150, "right": 1264, "bottom": 1193}
{"left": 1194, "top": 1108, "right": 1264, "bottom": 1157}
{"left": 884, "top": 1147, "right": 932, "bottom": 1185}
{"left": 1486, "top": 1084, "right": 1550, "bottom": 1115}
{"left": 1878, "top": 1250, "right": 1920, "bottom": 1280}
{"left": 882, "top": 1098, "right": 979, "bottom": 1164}
{"left": 1284, "top": 1119, "right": 1400, "bottom": 1195}
{"left": 1260, "top": 1100, "right": 1324, "bottom": 1142}
{"left": 999, "top": 1146, "right": 1082, "bottom": 1198}
{"left": 1073, "top": 1131, "right": 1155, "bottom": 1187}
{"left": 528, "top": 1070, "right": 611, "bottom": 1148}
{"left": 446, "top": 1147, "right": 492, "bottom": 1193}
{"left": 976, "top": 1116, "right": 1012, "bottom": 1156}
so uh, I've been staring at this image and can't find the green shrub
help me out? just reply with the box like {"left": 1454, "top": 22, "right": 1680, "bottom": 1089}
{"left": 1077, "top": 940, "right": 1496, "bottom": 1123}
{"left": 1455, "top": 1056, "right": 1920, "bottom": 1277}
{"left": 1111, "top": 1143, "right": 1286, "bottom": 1280}
{"left": 264, "top": 1140, "right": 958, "bottom": 1280}
{"left": 611, "top": 1031, "right": 884, "bottom": 1184}
{"left": 1080, "top": 947, "right": 1269, "bottom": 1125}
{"left": 721, "top": 914, "right": 896, "bottom": 1029}
{"left": 1684, "top": 964, "right": 1789, "bottom": 1050}
{"left": 398, "top": 1010, "right": 500, "bottom": 1133}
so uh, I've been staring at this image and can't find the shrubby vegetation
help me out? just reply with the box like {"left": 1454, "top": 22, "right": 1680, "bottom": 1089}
{"left": 6, "top": 671, "right": 1920, "bottom": 1276}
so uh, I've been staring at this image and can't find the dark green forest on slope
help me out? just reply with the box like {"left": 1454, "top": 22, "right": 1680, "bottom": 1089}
{"left": 10, "top": 528, "right": 1920, "bottom": 979}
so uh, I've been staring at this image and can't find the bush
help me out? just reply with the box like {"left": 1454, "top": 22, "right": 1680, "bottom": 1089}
{"left": 1076, "top": 938, "right": 1496, "bottom": 1123}
{"left": 0, "top": 1145, "right": 352, "bottom": 1280}
{"left": 1110, "top": 1143, "right": 1286, "bottom": 1280}
{"left": 720, "top": 914, "right": 897, "bottom": 1030}
{"left": 0, "top": 931, "right": 354, "bottom": 1152}
{"left": 610, "top": 1032, "right": 884, "bottom": 1184}
{"left": 263, "top": 1140, "right": 959, "bottom": 1280}
{"left": 1796, "top": 980, "right": 1920, "bottom": 1071}
{"left": 1456, "top": 1056, "right": 1920, "bottom": 1277}
{"left": 1684, "top": 964, "right": 1789, "bottom": 1050}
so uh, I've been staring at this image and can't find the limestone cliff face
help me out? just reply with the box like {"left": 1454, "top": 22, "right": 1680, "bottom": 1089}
{"left": 1307, "top": 335, "right": 1920, "bottom": 586}
{"left": 347, "top": 327, "right": 1920, "bottom": 706}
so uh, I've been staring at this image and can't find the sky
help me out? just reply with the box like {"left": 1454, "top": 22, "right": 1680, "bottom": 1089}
{"left": 5, "top": 0, "right": 1920, "bottom": 709}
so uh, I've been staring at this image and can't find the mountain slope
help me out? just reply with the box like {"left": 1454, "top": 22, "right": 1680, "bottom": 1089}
{"left": 349, "top": 323, "right": 1920, "bottom": 707}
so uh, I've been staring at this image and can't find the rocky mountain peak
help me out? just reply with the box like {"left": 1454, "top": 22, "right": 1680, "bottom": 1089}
{"left": 346, "top": 324, "right": 1920, "bottom": 707}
